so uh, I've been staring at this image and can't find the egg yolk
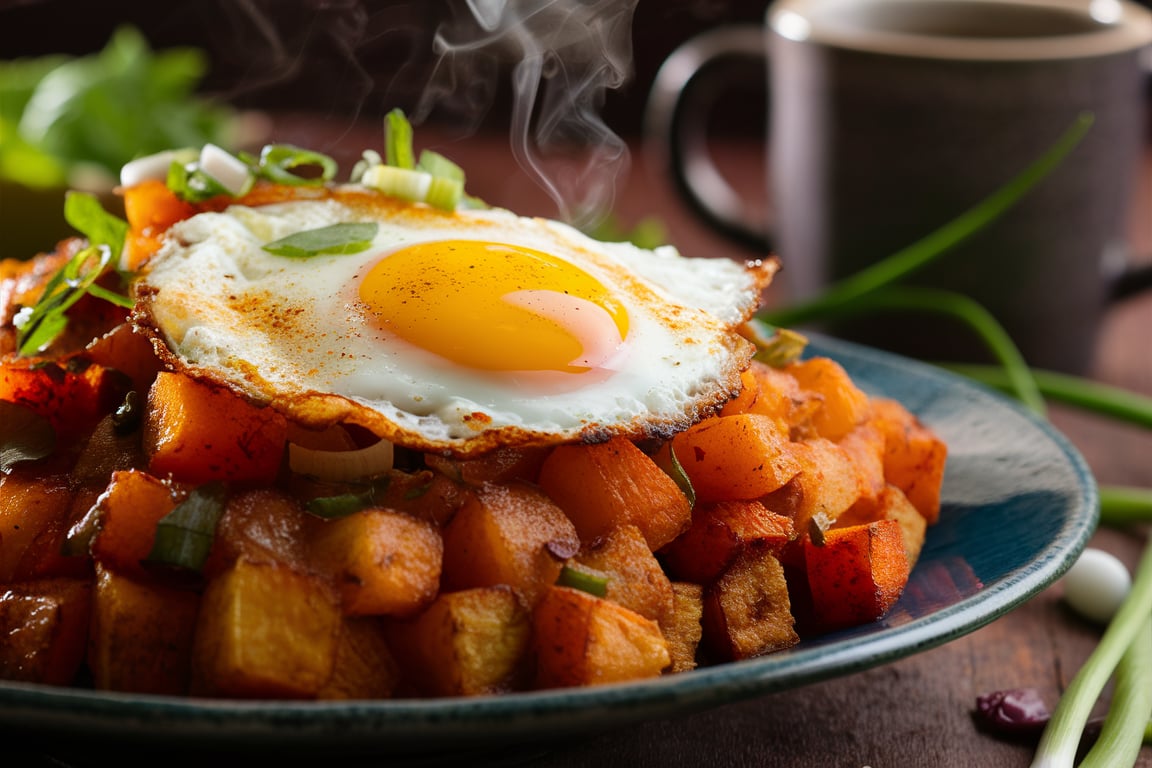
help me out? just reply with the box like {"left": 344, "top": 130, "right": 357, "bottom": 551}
{"left": 359, "top": 240, "right": 630, "bottom": 374}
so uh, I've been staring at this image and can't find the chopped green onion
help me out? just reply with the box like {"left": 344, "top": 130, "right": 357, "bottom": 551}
{"left": 385, "top": 108, "right": 416, "bottom": 170}
{"left": 258, "top": 144, "right": 338, "bottom": 186}
{"left": 557, "top": 565, "right": 609, "bottom": 597}
{"left": 262, "top": 223, "right": 379, "bottom": 258}
{"left": 662, "top": 444, "right": 696, "bottom": 508}
{"left": 111, "top": 390, "right": 142, "bottom": 435}
{"left": 417, "top": 149, "right": 465, "bottom": 182}
{"left": 306, "top": 490, "right": 377, "bottom": 519}
{"left": 145, "top": 482, "right": 227, "bottom": 572}
{"left": 424, "top": 175, "right": 464, "bottom": 211}
{"left": 1029, "top": 539, "right": 1152, "bottom": 768}
{"left": 746, "top": 323, "right": 808, "bottom": 368}
{"left": 167, "top": 158, "right": 232, "bottom": 203}
{"left": 361, "top": 165, "right": 433, "bottom": 203}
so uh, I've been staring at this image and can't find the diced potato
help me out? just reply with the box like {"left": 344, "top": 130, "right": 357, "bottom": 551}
{"left": 703, "top": 548, "right": 799, "bottom": 661}
{"left": 533, "top": 585, "right": 670, "bottom": 689}
{"left": 785, "top": 356, "right": 871, "bottom": 441}
{"left": 85, "top": 322, "right": 164, "bottom": 396}
{"left": 388, "top": 586, "right": 530, "bottom": 697}
{"left": 191, "top": 556, "right": 341, "bottom": 698}
{"left": 661, "top": 499, "right": 794, "bottom": 585}
{"left": 837, "top": 421, "right": 888, "bottom": 517}
{"left": 871, "top": 398, "right": 948, "bottom": 523}
{"left": 86, "top": 469, "right": 180, "bottom": 579}
{"left": 425, "top": 445, "right": 550, "bottom": 486}
{"left": 663, "top": 413, "right": 800, "bottom": 504}
{"left": 88, "top": 564, "right": 200, "bottom": 694}
{"left": 538, "top": 437, "right": 691, "bottom": 550}
{"left": 0, "top": 470, "right": 78, "bottom": 582}
{"left": 316, "top": 617, "right": 400, "bottom": 700}
{"left": 575, "top": 524, "right": 674, "bottom": 628}
{"left": 440, "top": 481, "right": 579, "bottom": 607}
{"left": 309, "top": 507, "right": 442, "bottom": 618}
{"left": 143, "top": 371, "right": 288, "bottom": 485}
{"left": 804, "top": 519, "right": 910, "bottom": 631}
{"left": 664, "top": 582, "right": 705, "bottom": 673}
{"left": 836, "top": 484, "right": 928, "bottom": 570}
{"left": 762, "top": 437, "right": 862, "bottom": 538}
{"left": 719, "top": 361, "right": 819, "bottom": 434}
{"left": 203, "top": 488, "right": 314, "bottom": 578}
{"left": 0, "top": 578, "right": 92, "bottom": 685}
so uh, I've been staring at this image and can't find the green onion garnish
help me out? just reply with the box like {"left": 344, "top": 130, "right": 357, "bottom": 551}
{"left": 663, "top": 443, "right": 696, "bottom": 508}
{"left": 305, "top": 476, "right": 392, "bottom": 520}
{"left": 262, "top": 222, "right": 379, "bottom": 258}
{"left": 257, "top": 144, "right": 338, "bottom": 186}
{"left": 385, "top": 108, "right": 416, "bottom": 170}
{"left": 556, "top": 565, "right": 609, "bottom": 597}
{"left": 145, "top": 482, "right": 227, "bottom": 572}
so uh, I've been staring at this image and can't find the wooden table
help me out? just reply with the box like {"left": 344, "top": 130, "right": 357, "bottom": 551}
{"left": 9, "top": 115, "right": 1150, "bottom": 767}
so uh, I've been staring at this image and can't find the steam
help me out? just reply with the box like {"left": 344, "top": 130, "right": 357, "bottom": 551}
{"left": 416, "top": 0, "right": 640, "bottom": 229}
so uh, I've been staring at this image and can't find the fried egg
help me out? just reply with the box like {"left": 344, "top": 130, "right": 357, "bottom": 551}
{"left": 133, "top": 188, "right": 777, "bottom": 456}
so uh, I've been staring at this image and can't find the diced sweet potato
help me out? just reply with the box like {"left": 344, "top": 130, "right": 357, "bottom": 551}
{"left": 836, "top": 484, "right": 928, "bottom": 571}
{"left": 0, "top": 578, "right": 92, "bottom": 685}
{"left": 702, "top": 548, "right": 799, "bottom": 661}
{"left": 143, "top": 371, "right": 288, "bottom": 485}
{"left": 122, "top": 179, "right": 199, "bottom": 270}
{"left": 576, "top": 524, "right": 674, "bottom": 628}
{"left": 662, "top": 413, "right": 800, "bottom": 504}
{"left": 309, "top": 508, "right": 442, "bottom": 618}
{"left": 538, "top": 437, "right": 691, "bottom": 550}
{"left": 316, "top": 617, "right": 400, "bottom": 700}
{"left": 440, "top": 481, "right": 579, "bottom": 607}
{"left": 0, "top": 470, "right": 78, "bottom": 582}
{"left": 68, "top": 414, "right": 147, "bottom": 491}
{"left": 804, "top": 519, "right": 910, "bottom": 631}
{"left": 719, "top": 361, "right": 819, "bottom": 434}
{"left": 871, "top": 398, "right": 948, "bottom": 523}
{"left": 785, "top": 356, "right": 871, "bottom": 441}
{"left": 388, "top": 586, "right": 531, "bottom": 697}
{"left": 88, "top": 564, "right": 200, "bottom": 694}
{"left": 661, "top": 499, "right": 794, "bottom": 585}
{"left": 0, "top": 357, "right": 127, "bottom": 440}
{"left": 762, "top": 437, "right": 863, "bottom": 539}
{"left": 837, "top": 421, "right": 888, "bottom": 517}
{"left": 190, "top": 556, "right": 341, "bottom": 698}
{"left": 425, "top": 445, "right": 550, "bottom": 486}
{"left": 85, "top": 469, "right": 180, "bottom": 580}
{"left": 665, "top": 582, "right": 704, "bottom": 673}
{"left": 533, "top": 585, "right": 670, "bottom": 689}
{"left": 84, "top": 322, "right": 164, "bottom": 396}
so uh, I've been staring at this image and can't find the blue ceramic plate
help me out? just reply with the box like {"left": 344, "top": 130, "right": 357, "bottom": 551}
{"left": 0, "top": 335, "right": 1097, "bottom": 754}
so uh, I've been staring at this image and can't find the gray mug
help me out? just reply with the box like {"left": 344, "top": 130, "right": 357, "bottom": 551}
{"left": 646, "top": 0, "right": 1152, "bottom": 373}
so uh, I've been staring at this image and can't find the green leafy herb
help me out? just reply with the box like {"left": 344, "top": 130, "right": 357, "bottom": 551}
{"left": 556, "top": 565, "right": 610, "bottom": 597}
{"left": 64, "top": 190, "right": 127, "bottom": 259}
{"left": 145, "top": 482, "right": 228, "bottom": 572}
{"left": 262, "top": 222, "right": 379, "bottom": 258}
{"left": 1, "top": 26, "right": 235, "bottom": 189}
{"left": 166, "top": 157, "right": 232, "bottom": 203}
{"left": 0, "top": 401, "right": 55, "bottom": 472}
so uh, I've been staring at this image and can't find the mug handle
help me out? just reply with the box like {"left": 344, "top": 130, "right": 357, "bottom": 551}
{"left": 644, "top": 25, "right": 771, "bottom": 253}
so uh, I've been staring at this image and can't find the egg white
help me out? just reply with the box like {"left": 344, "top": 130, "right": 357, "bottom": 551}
{"left": 133, "top": 190, "right": 776, "bottom": 456}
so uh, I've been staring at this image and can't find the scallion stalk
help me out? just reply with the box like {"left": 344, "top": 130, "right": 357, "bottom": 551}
{"left": 1029, "top": 540, "right": 1152, "bottom": 768}
{"left": 1077, "top": 618, "right": 1152, "bottom": 767}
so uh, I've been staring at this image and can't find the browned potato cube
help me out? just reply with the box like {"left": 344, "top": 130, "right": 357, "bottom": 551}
{"left": 316, "top": 617, "right": 400, "bottom": 700}
{"left": 0, "top": 578, "right": 92, "bottom": 685}
{"left": 871, "top": 398, "right": 948, "bottom": 523}
{"left": 703, "top": 548, "right": 799, "bottom": 661}
{"left": 309, "top": 508, "right": 442, "bottom": 618}
{"left": 388, "top": 586, "right": 530, "bottom": 697}
{"left": 785, "top": 356, "right": 872, "bottom": 441}
{"left": 533, "top": 585, "right": 670, "bottom": 689}
{"left": 191, "top": 556, "right": 341, "bottom": 699}
{"left": 836, "top": 484, "right": 928, "bottom": 570}
{"left": 576, "top": 524, "right": 674, "bottom": 629}
{"left": 441, "top": 481, "right": 579, "bottom": 607}
{"left": 0, "top": 471, "right": 76, "bottom": 582}
{"left": 763, "top": 437, "right": 862, "bottom": 537}
{"left": 661, "top": 499, "right": 794, "bottom": 585}
{"left": 88, "top": 564, "right": 200, "bottom": 694}
{"left": 664, "top": 582, "right": 705, "bottom": 673}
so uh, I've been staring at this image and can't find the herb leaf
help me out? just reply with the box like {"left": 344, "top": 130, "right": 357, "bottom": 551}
{"left": 262, "top": 222, "right": 379, "bottom": 258}
{"left": 15, "top": 243, "right": 119, "bottom": 356}
{"left": 258, "top": 144, "right": 338, "bottom": 186}
{"left": 64, "top": 191, "right": 127, "bottom": 259}
{"left": 0, "top": 401, "right": 55, "bottom": 472}
{"left": 145, "top": 482, "right": 227, "bottom": 572}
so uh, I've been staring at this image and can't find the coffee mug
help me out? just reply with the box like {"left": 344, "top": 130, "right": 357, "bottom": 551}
{"left": 646, "top": 0, "right": 1152, "bottom": 373}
